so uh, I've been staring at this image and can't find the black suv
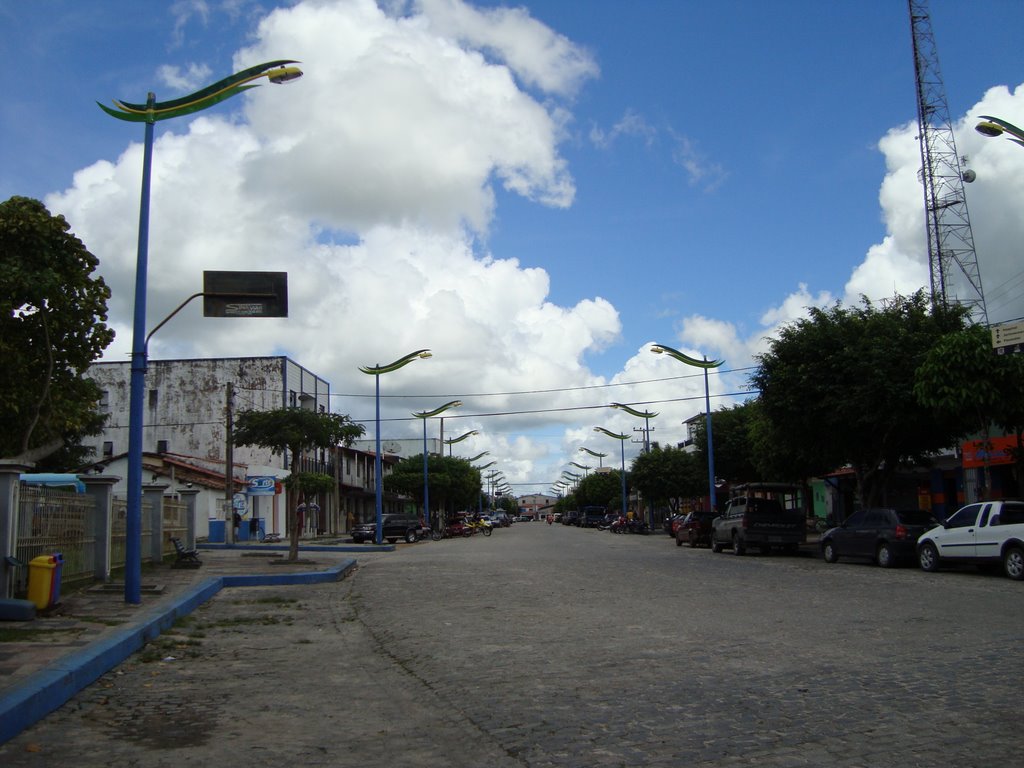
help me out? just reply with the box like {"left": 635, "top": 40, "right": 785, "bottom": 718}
{"left": 351, "top": 514, "right": 421, "bottom": 544}
{"left": 821, "top": 508, "right": 938, "bottom": 567}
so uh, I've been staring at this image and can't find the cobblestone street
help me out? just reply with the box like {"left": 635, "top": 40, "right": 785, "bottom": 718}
{"left": 2, "top": 523, "right": 1020, "bottom": 767}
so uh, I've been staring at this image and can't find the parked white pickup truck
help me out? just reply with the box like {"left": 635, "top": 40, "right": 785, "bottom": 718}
{"left": 917, "top": 500, "right": 1024, "bottom": 580}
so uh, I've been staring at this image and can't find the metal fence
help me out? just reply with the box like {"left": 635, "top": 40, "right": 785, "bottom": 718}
{"left": 15, "top": 486, "right": 96, "bottom": 591}
{"left": 110, "top": 497, "right": 154, "bottom": 572}
{"left": 162, "top": 498, "right": 188, "bottom": 557}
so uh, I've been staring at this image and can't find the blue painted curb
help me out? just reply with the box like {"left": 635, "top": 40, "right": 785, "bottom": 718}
{"left": 199, "top": 542, "right": 395, "bottom": 553}
{"left": 0, "top": 559, "right": 356, "bottom": 745}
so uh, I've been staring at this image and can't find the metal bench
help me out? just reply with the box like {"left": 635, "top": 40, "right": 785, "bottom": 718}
{"left": 170, "top": 537, "right": 202, "bottom": 568}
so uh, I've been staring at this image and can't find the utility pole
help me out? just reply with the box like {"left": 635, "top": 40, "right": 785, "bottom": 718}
{"left": 224, "top": 381, "right": 235, "bottom": 544}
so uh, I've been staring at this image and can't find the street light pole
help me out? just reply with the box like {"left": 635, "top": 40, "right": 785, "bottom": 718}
{"left": 360, "top": 349, "right": 432, "bottom": 545}
{"left": 413, "top": 400, "right": 461, "bottom": 534}
{"left": 99, "top": 60, "right": 303, "bottom": 604}
{"left": 651, "top": 343, "right": 724, "bottom": 512}
{"left": 444, "top": 429, "right": 478, "bottom": 457}
{"left": 579, "top": 446, "right": 607, "bottom": 468}
{"left": 594, "top": 427, "right": 630, "bottom": 520}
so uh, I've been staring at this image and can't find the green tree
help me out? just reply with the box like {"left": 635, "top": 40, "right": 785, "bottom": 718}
{"left": 574, "top": 470, "right": 625, "bottom": 510}
{"left": 629, "top": 445, "right": 704, "bottom": 516}
{"left": 689, "top": 401, "right": 761, "bottom": 486}
{"left": 751, "top": 292, "right": 968, "bottom": 508}
{"left": 385, "top": 454, "right": 482, "bottom": 523}
{"left": 915, "top": 323, "right": 1024, "bottom": 496}
{"left": 0, "top": 196, "right": 115, "bottom": 467}
{"left": 233, "top": 407, "right": 364, "bottom": 559}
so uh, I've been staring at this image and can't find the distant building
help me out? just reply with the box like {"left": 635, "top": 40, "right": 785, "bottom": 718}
{"left": 517, "top": 493, "right": 557, "bottom": 519}
{"left": 87, "top": 356, "right": 331, "bottom": 538}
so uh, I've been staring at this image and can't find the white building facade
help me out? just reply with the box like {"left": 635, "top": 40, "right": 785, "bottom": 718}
{"left": 87, "top": 356, "right": 331, "bottom": 539}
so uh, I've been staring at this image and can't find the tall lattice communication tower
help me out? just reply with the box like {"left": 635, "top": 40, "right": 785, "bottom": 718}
{"left": 908, "top": 0, "right": 988, "bottom": 324}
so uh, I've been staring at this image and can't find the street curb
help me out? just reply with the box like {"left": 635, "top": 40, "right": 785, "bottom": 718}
{"left": 0, "top": 559, "right": 356, "bottom": 746}
{"left": 199, "top": 542, "right": 395, "bottom": 553}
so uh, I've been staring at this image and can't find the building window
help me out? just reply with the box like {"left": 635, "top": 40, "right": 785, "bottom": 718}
{"left": 102, "top": 441, "right": 113, "bottom": 458}
{"left": 289, "top": 390, "right": 297, "bottom": 407}
{"left": 98, "top": 390, "right": 109, "bottom": 411}
{"left": 157, "top": 439, "right": 169, "bottom": 454}
{"left": 148, "top": 389, "right": 158, "bottom": 408}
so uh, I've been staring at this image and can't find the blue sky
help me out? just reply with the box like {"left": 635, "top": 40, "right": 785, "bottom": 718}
{"left": 3, "top": 0, "right": 1024, "bottom": 490}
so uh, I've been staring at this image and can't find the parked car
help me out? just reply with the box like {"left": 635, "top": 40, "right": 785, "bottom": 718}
{"left": 515, "top": 514, "right": 533, "bottom": 522}
{"left": 664, "top": 514, "right": 686, "bottom": 537}
{"left": 710, "top": 491, "right": 806, "bottom": 555}
{"left": 820, "top": 508, "right": 938, "bottom": 567}
{"left": 675, "top": 510, "right": 716, "bottom": 548}
{"left": 351, "top": 514, "right": 421, "bottom": 544}
{"left": 579, "top": 506, "right": 607, "bottom": 528}
{"left": 917, "top": 500, "right": 1024, "bottom": 579}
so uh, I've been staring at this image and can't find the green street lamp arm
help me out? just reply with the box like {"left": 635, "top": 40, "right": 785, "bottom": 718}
{"left": 444, "top": 429, "right": 478, "bottom": 446}
{"left": 98, "top": 60, "right": 302, "bottom": 123}
{"left": 579, "top": 447, "right": 607, "bottom": 459}
{"left": 650, "top": 343, "right": 723, "bottom": 369}
{"left": 569, "top": 461, "right": 590, "bottom": 471}
{"left": 475, "top": 461, "right": 496, "bottom": 470}
{"left": 976, "top": 115, "right": 1024, "bottom": 148}
{"left": 467, "top": 451, "right": 490, "bottom": 463}
{"left": 594, "top": 426, "right": 630, "bottom": 441}
{"left": 412, "top": 400, "right": 462, "bottom": 419}
{"left": 360, "top": 349, "right": 432, "bottom": 375}
{"left": 610, "top": 402, "right": 658, "bottom": 419}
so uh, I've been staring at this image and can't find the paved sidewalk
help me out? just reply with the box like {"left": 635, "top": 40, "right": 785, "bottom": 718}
{"left": 0, "top": 544, "right": 369, "bottom": 744}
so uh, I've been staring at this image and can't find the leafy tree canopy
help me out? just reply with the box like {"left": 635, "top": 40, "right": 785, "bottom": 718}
{"left": 751, "top": 292, "right": 969, "bottom": 508}
{"left": 385, "top": 454, "right": 481, "bottom": 512}
{"left": 234, "top": 407, "right": 364, "bottom": 558}
{"left": 574, "top": 470, "right": 625, "bottom": 510}
{"left": 915, "top": 322, "right": 1024, "bottom": 493}
{"left": 630, "top": 444, "right": 704, "bottom": 513}
{"left": 0, "top": 196, "right": 115, "bottom": 467}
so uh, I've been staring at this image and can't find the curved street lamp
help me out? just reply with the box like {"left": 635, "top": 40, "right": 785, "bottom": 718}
{"left": 361, "top": 349, "right": 432, "bottom": 544}
{"left": 474, "top": 459, "right": 496, "bottom": 513}
{"left": 569, "top": 461, "right": 591, "bottom": 476}
{"left": 976, "top": 115, "right": 1024, "bottom": 148}
{"left": 100, "top": 59, "right": 303, "bottom": 605}
{"left": 579, "top": 446, "right": 607, "bottom": 467}
{"left": 412, "top": 399, "right": 461, "bottom": 533}
{"left": 594, "top": 426, "right": 630, "bottom": 520}
{"left": 610, "top": 402, "right": 659, "bottom": 528}
{"left": 444, "top": 429, "right": 479, "bottom": 456}
{"left": 651, "top": 343, "right": 724, "bottom": 512}
{"left": 610, "top": 402, "right": 658, "bottom": 453}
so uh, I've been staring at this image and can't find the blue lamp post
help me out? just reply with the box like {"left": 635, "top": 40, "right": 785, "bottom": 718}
{"left": 651, "top": 343, "right": 724, "bottom": 512}
{"left": 474, "top": 459, "right": 495, "bottom": 514}
{"left": 579, "top": 446, "right": 607, "bottom": 467}
{"left": 99, "top": 60, "right": 303, "bottom": 604}
{"left": 594, "top": 427, "right": 630, "bottom": 520}
{"left": 610, "top": 402, "right": 658, "bottom": 528}
{"left": 444, "top": 429, "right": 478, "bottom": 456}
{"left": 412, "top": 399, "right": 461, "bottom": 533}
{"left": 360, "top": 349, "right": 432, "bottom": 545}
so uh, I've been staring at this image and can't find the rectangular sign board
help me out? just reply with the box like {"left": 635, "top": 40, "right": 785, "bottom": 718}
{"left": 991, "top": 320, "right": 1024, "bottom": 356}
{"left": 203, "top": 271, "right": 288, "bottom": 318}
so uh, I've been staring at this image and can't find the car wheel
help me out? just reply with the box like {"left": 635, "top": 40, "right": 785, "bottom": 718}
{"left": 876, "top": 542, "right": 895, "bottom": 568}
{"left": 918, "top": 541, "right": 940, "bottom": 572}
{"left": 1003, "top": 546, "right": 1024, "bottom": 580}
{"left": 711, "top": 535, "right": 723, "bottom": 553}
{"left": 430, "top": 529, "right": 442, "bottom": 541}
{"left": 822, "top": 541, "right": 839, "bottom": 563}
{"left": 405, "top": 530, "right": 417, "bottom": 544}
{"left": 732, "top": 532, "right": 745, "bottom": 556}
